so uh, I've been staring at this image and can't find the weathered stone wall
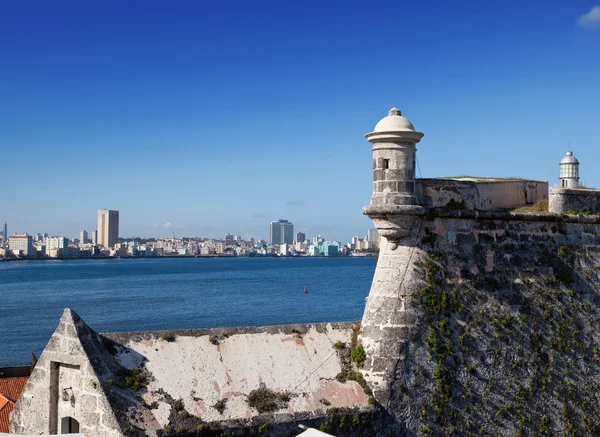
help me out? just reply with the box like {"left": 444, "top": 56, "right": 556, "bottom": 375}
{"left": 103, "top": 322, "right": 370, "bottom": 435}
{"left": 549, "top": 187, "right": 600, "bottom": 214}
{"left": 10, "top": 309, "right": 123, "bottom": 437}
{"left": 417, "top": 179, "right": 548, "bottom": 210}
{"left": 11, "top": 315, "right": 375, "bottom": 437}
{"left": 360, "top": 210, "right": 600, "bottom": 436}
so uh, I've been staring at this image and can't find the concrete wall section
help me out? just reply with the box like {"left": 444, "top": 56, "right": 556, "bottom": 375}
{"left": 549, "top": 187, "right": 600, "bottom": 214}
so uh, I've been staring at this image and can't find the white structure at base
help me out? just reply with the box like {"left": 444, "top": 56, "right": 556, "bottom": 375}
{"left": 559, "top": 151, "right": 579, "bottom": 188}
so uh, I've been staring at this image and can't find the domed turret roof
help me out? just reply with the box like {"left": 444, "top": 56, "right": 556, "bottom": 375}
{"left": 365, "top": 108, "right": 423, "bottom": 143}
{"left": 372, "top": 108, "right": 415, "bottom": 132}
{"left": 560, "top": 151, "right": 579, "bottom": 165}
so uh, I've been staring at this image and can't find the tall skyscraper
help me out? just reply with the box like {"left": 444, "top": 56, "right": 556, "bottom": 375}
{"left": 2, "top": 223, "right": 7, "bottom": 244}
{"left": 367, "top": 229, "right": 379, "bottom": 242}
{"left": 269, "top": 219, "right": 294, "bottom": 245}
{"left": 97, "top": 209, "right": 119, "bottom": 248}
{"left": 92, "top": 230, "right": 98, "bottom": 245}
{"left": 80, "top": 230, "right": 88, "bottom": 244}
{"left": 296, "top": 232, "right": 306, "bottom": 244}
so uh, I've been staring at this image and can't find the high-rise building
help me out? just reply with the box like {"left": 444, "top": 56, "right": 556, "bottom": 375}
{"left": 92, "top": 230, "right": 98, "bottom": 245}
{"left": 269, "top": 219, "right": 294, "bottom": 245}
{"left": 98, "top": 209, "right": 119, "bottom": 248}
{"left": 9, "top": 233, "right": 33, "bottom": 257}
{"left": 295, "top": 232, "right": 305, "bottom": 244}
{"left": 80, "top": 230, "right": 88, "bottom": 244}
{"left": 225, "top": 233, "right": 235, "bottom": 246}
{"left": 367, "top": 229, "right": 379, "bottom": 242}
{"left": 2, "top": 223, "right": 6, "bottom": 244}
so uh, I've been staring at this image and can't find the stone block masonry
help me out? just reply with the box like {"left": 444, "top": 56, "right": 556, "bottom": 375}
{"left": 359, "top": 209, "right": 600, "bottom": 436}
{"left": 550, "top": 187, "right": 600, "bottom": 214}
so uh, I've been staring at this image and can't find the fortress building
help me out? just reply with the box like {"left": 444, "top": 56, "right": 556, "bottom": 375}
{"left": 10, "top": 109, "right": 600, "bottom": 436}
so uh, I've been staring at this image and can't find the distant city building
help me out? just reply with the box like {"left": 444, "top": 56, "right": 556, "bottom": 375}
{"left": 2, "top": 223, "right": 6, "bottom": 244}
{"left": 98, "top": 209, "right": 119, "bottom": 247}
{"left": 309, "top": 240, "right": 339, "bottom": 257}
{"left": 225, "top": 233, "right": 235, "bottom": 246}
{"left": 46, "top": 236, "right": 69, "bottom": 258}
{"left": 46, "top": 236, "right": 69, "bottom": 252}
{"left": 280, "top": 243, "right": 289, "bottom": 256}
{"left": 36, "top": 233, "right": 44, "bottom": 242}
{"left": 367, "top": 229, "right": 379, "bottom": 242}
{"left": 92, "top": 230, "right": 98, "bottom": 245}
{"left": 9, "top": 233, "right": 33, "bottom": 258}
{"left": 270, "top": 219, "right": 294, "bottom": 245}
{"left": 296, "top": 232, "right": 305, "bottom": 244}
{"left": 80, "top": 230, "right": 88, "bottom": 244}
{"left": 559, "top": 151, "right": 580, "bottom": 188}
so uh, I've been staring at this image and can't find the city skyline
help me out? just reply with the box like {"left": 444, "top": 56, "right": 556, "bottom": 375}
{"left": 2, "top": 1, "right": 599, "bottom": 240}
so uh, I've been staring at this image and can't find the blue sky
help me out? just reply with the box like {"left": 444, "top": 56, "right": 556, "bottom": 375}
{"left": 1, "top": 1, "right": 599, "bottom": 242}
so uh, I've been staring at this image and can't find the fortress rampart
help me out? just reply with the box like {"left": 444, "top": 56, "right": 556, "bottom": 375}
{"left": 416, "top": 178, "right": 548, "bottom": 211}
{"left": 549, "top": 187, "right": 600, "bottom": 214}
{"left": 360, "top": 209, "right": 600, "bottom": 435}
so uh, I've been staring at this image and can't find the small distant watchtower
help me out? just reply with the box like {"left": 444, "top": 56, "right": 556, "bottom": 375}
{"left": 559, "top": 151, "right": 580, "bottom": 188}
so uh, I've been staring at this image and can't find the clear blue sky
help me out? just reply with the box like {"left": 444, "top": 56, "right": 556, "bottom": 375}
{"left": 2, "top": 1, "right": 599, "bottom": 242}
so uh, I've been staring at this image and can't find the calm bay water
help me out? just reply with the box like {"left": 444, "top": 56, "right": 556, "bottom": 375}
{"left": 0, "top": 257, "right": 376, "bottom": 366}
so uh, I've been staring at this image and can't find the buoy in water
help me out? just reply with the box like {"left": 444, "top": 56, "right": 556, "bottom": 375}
{"left": 304, "top": 286, "right": 308, "bottom": 293}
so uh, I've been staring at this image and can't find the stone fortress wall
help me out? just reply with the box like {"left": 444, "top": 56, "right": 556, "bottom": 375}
{"left": 360, "top": 210, "right": 600, "bottom": 435}
{"left": 416, "top": 178, "right": 548, "bottom": 211}
{"left": 359, "top": 107, "right": 600, "bottom": 436}
{"left": 549, "top": 187, "right": 600, "bottom": 214}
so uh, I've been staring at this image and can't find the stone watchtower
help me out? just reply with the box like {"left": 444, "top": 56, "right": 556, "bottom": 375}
{"left": 559, "top": 151, "right": 580, "bottom": 188}
{"left": 360, "top": 108, "right": 427, "bottom": 403}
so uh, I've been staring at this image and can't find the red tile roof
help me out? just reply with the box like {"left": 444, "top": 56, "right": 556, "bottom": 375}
{"left": 0, "top": 376, "right": 29, "bottom": 433}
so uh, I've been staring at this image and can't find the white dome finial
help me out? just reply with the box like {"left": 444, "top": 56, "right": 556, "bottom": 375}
{"left": 388, "top": 107, "right": 401, "bottom": 116}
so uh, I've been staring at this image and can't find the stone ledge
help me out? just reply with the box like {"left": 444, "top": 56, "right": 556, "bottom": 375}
{"left": 102, "top": 321, "right": 357, "bottom": 344}
{"left": 426, "top": 208, "right": 600, "bottom": 223}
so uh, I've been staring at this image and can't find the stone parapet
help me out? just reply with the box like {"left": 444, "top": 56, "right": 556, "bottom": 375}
{"left": 549, "top": 187, "right": 600, "bottom": 214}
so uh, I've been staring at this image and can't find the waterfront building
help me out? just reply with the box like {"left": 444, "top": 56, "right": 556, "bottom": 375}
{"left": 80, "top": 230, "right": 88, "bottom": 244}
{"left": 308, "top": 240, "right": 339, "bottom": 256}
{"left": 269, "top": 219, "right": 294, "bottom": 245}
{"left": 97, "top": 209, "right": 119, "bottom": 248}
{"left": 559, "top": 151, "right": 580, "bottom": 188}
{"left": 8, "top": 233, "right": 34, "bottom": 258}
{"left": 279, "top": 243, "right": 289, "bottom": 256}
{"left": 296, "top": 231, "right": 305, "bottom": 244}
{"left": 46, "top": 237, "right": 68, "bottom": 252}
